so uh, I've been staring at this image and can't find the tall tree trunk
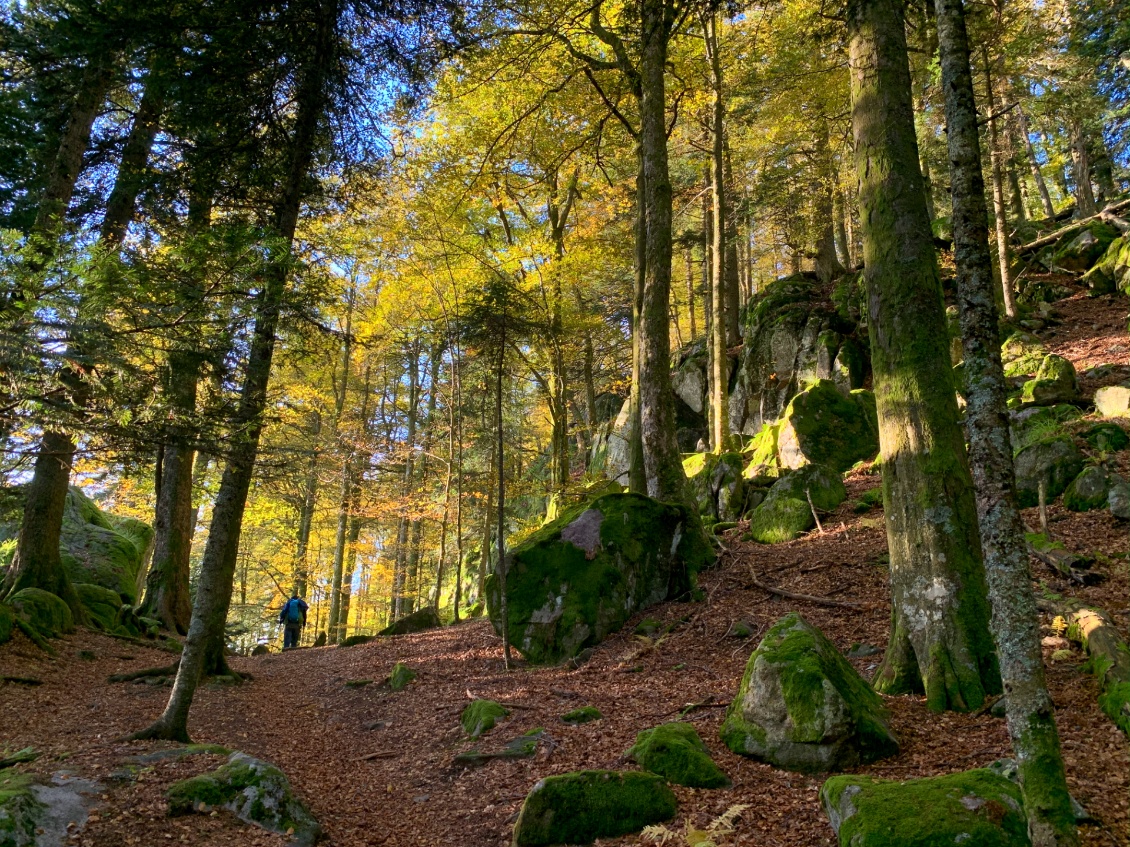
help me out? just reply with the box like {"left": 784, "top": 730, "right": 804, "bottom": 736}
{"left": 141, "top": 185, "right": 209, "bottom": 634}
{"left": 495, "top": 330, "right": 511, "bottom": 669}
{"left": 833, "top": 183, "right": 852, "bottom": 269}
{"left": 391, "top": 342, "right": 421, "bottom": 621}
{"left": 983, "top": 54, "right": 1017, "bottom": 318}
{"left": 704, "top": 11, "right": 729, "bottom": 454}
{"left": 935, "top": 1, "right": 1078, "bottom": 841}
{"left": 1014, "top": 103, "right": 1056, "bottom": 218}
{"left": 292, "top": 411, "right": 322, "bottom": 597}
{"left": 847, "top": 0, "right": 1000, "bottom": 711}
{"left": 1068, "top": 121, "right": 1097, "bottom": 216}
{"left": 638, "top": 0, "right": 688, "bottom": 505}
{"left": 684, "top": 246, "right": 697, "bottom": 339}
{"left": 814, "top": 127, "right": 847, "bottom": 283}
{"left": 723, "top": 153, "right": 741, "bottom": 347}
{"left": 132, "top": 3, "right": 336, "bottom": 742}
{"left": 100, "top": 81, "right": 164, "bottom": 246}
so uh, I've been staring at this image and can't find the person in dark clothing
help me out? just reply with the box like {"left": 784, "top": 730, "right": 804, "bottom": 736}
{"left": 279, "top": 591, "right": 309, "bottom": 649}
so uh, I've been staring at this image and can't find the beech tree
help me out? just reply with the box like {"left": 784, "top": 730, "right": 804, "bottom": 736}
{"left": 847, "top": 0, "right": 1000, "bottom": 711}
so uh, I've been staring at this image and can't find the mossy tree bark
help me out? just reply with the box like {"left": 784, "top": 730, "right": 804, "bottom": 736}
{"left": 1068, "top": 120, "right": 1097, "bottom": 216}
{"left": 935, "top": 0, "right": 1077, "bottom": 841}
{"left": 133, "top": 3, "right": 336, "bottom": 741}
{"left": 982, "top": 52, "right": 1016, "bottom": 319}
{"left": 847, "top": 0, "right": 1000, "bottom": 711}
{"left": 1015, "top": 103, "right": 1056, "bottom": 219}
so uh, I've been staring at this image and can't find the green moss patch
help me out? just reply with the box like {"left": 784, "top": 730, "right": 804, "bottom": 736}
{"left": 486, "top": 492, "right": 713, "bottom": 665}
{"left": 820, "top": 768, "right": 1028, "bottom": 847}
{"left": 626, "top": 722, "right": 730, "bottom": 788}
{"left": 1001, "top": 331, "right": 1048, "bottom": 378}
{"left": 9, "top": 587, "right": 73, "bottom": 639}
{"left": 1083, "top": 422, "right": 1129, "bottom": 452}
{"left": 512, "top": 770, "right": 677, "bottom": 846}
{"left": 387, "top": 662, "right": 415, "bottom": 691}
{"left": 166, "top": 751, "right": 321, "bottom": 846}
{"left": 721, "top": 613, "right": 898, "bottom": 773}
{"left": 461, "top": 699, "right": 508, "bottom": 738}
{"left": 683, "top": 452, "right": 747, "bottom": 522}
{"left": 1020, "top": 354, "right": 1080, "bottom": 407}
{"left": 561, "top": 706, "right": 602, "bottom": 725}
{"left": 745, "top": 465, "right": 847, "bottom": 544}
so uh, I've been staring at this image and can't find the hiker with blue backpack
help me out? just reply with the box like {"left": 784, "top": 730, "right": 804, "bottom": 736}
{"left": 279, "top": 590, "right": 309, "bottom": 649}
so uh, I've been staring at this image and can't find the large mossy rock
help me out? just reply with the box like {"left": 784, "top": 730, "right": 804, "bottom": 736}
{"left": 1063, "top": 466, "right": 1115, "bottom": 512}
{"left": 73, "top": 582, "right": 144, "bottom": 637}
{"left": 683, "top": 451, "right": 747, "bottom": 522}
{"left": 588, "top": 399, "right": 631, "bottom": 484}
{"left": 1013, "top": 436, "right": 1086, "bottom": 507}
{"left": 775, "top": 380, "right": 879, "bottom": 473}
{"left": 487, "top": 493, "right": 713, "bottom": 665}
{"left": 1009, "top": 404, "right": 1081, "bottom": 454}
{"left": 721, "top": 613, "right": 898, "bottom": 773}
{"left": 1082, "top": 422, "right": 1129, "bottom": 452}
{"left": 745, "top": 465, "right": 847, "bottom": 544}
{"left": 1000, "top": 331, "right": 1048, "bottom": 379}
{"left": 1048, "top": 221, "right": 1119, "bottom": 272}
{"left": 166, "top": 751, "right": 321, "bottom": 846}
{"left": 728, "top": 274, "right": 866, "bottom": 437}
{"left": 820, "top": 769, "right": 1028, "bottom": 847}
{"left": 1019, "top": 354, "right": 1080, "bottom": 407}
{"left": 626, "top": 722, "right": 730, "bottom": 788}
{"left": 511, "top": 770, "right": 677, "bottom": 846}
{"left": 59, "top": 487, "right": 153, "bottom": 603}
{"left": 9, "top": 587, "right": 74, "bottom": 639}
{"left": 1082, "top": 234, "right": 1130, "bottom": 295}
{"left": 0, "top": 770, "right": 42, "bottom": 846}
{"left": 378, "top": 606, "right": 441, "bottom": 636}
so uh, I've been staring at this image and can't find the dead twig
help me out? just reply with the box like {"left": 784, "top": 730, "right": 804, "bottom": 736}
{"left": 805, "top": 487, "right": 825, "bottom": 534}
{"left": 747, "top": 565, "right": 860, "bottom": 609}
{"left": 357, "top": 750, "right": 398, "bottom": 761}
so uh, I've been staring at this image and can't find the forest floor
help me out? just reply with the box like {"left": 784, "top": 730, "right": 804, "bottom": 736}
{"left": 2, "top": 285, "right": 1129, "bottom": 847}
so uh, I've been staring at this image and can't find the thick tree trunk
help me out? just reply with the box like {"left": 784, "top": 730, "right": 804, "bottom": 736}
{"left": 293, "top": 411, "right": 321, "bottom": 597}
{"left": 935, "top": 0, "right": 1078, "bottom": 840}
{"left": 638, "top": 0, "right": 687, "bottom": 504}
{"left": 133, "top": 2, "right": 336, "bottom": 742}
{"left": 328, "top": 459, "right": 352, "bottom": 642}
{"left": 1068, "top": 121, "right": 1097, "bottom": 216}
{"left": 141, "top": 353, "right": 198, "bottom": 634}
{"left": 847, "top": 0, "right": 1000, "bottom": 711}
{"left": 983, "top": 57, "right": 1017, "bottom": 318}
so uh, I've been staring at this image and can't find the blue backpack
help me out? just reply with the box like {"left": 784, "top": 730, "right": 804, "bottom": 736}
{"left": 285, "top": 599, "right": 302, "bottom": 623}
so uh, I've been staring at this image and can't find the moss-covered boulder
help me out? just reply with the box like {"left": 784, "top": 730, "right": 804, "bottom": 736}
{"left": 1094, "top": 384, "right": 1130, "bottom": 419}
{"left": 0, "top": 770, "right": 42, "bottom": 845}
{"left": 721, "top": 613, "right": 898, "bottom": 773}
{"left": 1019, "top": 354, "right": 1080, "bottom": 407}
{"left": 1063, "top": 466, "right": 1115, "bottom": 512}
{"left": 387, "top": 662, "right": 415, "bottom": 691}
{"left": 462, "top": 699, "right": 508, "bottom": 738}
{"left": 1013, "top": 436, "right": 1086, "bottom": 507}
{"left": 72, "top": 582, "right": 147, "bottom": 638}
{"left": 561, "top": 706, "right": 602, "bottom": 725}
{"left": 1001, "top": 331, "right": 1048, "bottom": 378}
{"left": 626, "top": 722, "right": 730, "bottom": 788}
{"left": 1009, "top": 404, "right": 1081, "bottom": 454}
{"left": 59, "top": 487, "right": 153, "bottom": 603}
{"left": 775, "top": 381, "right": 879, "bottom": 473}
{"left": 1082, "top": 234, "right": 1130, "bottom": 295}
{"left": 166, "top": 751, "right": 321, "bottom": 846}
{"left": 683, "top": 451, "right": 747, "bottom": 522}
{"left": 820, "top": 769, "right": 1028, "bottom": 847}
{"left": 487, "top": 493, "right": 713, "bottom": 665}
{"left": 1083, "top": 422, "right": 1129, "bottom": 452}
{"left": 378, "top": 606, "right": 441, "bottom": 636}
{"left": 743, "top": 422, "right": 782, "bottom": 482}
{"left": 729, "top": 274, "right": 866, "bottom": 437}
{"left": 1049, "top": 222, "right": 1119, "bottom": 272}
{"left": 1109, "top": 482, "right": 1130, "bottom": 520}
{"left": 8, "top": 587, "right": 74, "bottom": 639}
{"left": 511, "top": 770, "right": 677, "bottom": 846}
{"left": 745, "top": 465, "right": 847, "bottom": 544}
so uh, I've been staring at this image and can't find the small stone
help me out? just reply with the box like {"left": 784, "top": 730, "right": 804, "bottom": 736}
{"left": 626, "top": 722, "right": 730, "bottom": 788}
{"left": 1063, "top": 466, "right": 1113, "bottom": 512}
{"left": 561, "top": 706, "right": 602, "bottom": 725}
{"left": 1109, "top": 483, "right": 1130, "bottom": 520}
{"left": 1041, "top": 636, "right": 1070, "bottom": 650}
{"left": 726, "top": 620, "right": 755, "bottom": 638}
{"left": 461, "top": 699, "right": 508, "bottom": 738}
{"left": 1095, "top": 384, "right": 1130, "bottom": 419}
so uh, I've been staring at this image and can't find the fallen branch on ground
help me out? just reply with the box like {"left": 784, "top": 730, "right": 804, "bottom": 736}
{"left": 1017, "top": 198, "right": 1130, "bottom": 254}
{"left": 747, "top": 566, "right": 860, "bottom": 609}
{"left": 108, "top": 662, "right": 180, "bottom": 683}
